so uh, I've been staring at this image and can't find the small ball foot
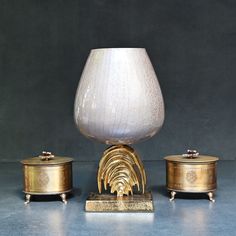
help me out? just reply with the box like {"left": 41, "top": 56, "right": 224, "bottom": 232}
{"left": 207, "top": 192, "right": 215, "bottom": 202}
{"left": 60, "top": 193, "right": 67, "bottom": 204}
{"left": 24, "top": 194, "right": 31, "bottom": 205}
{"left": 170, "top": 191, "right": 176, "bottom": 201}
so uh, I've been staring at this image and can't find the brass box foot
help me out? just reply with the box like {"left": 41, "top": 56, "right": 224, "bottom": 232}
{"left": 85, "top": 192, "right": 154, "bottom": 212}
{"left": 168, "top": 190, "right": 216, "bottom": 202}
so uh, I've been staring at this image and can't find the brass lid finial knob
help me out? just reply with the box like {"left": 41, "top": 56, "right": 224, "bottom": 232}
{"left": 182, "top": 150, "right": 199, "bottom": 159}
{"left": 39, "top": 151, "right": 55, "bottom": 161}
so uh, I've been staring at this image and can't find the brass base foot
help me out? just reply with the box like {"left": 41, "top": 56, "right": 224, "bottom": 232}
{"left": 60, "top": 193, "right": 67, "bottom": 204}
{"left": 169, "top": 191, "right": 176, "bottom": 201}
{"left": 208, "top": 192, "right": 215, "bottom": 202}
{"left": 24, "top": 194, "right": 31, "bottom": 204}
{"left": 85, "top": 192, "right": 154, "bottom": 212}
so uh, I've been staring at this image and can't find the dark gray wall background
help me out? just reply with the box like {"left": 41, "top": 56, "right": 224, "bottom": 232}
{"left": 0, "top": 0, "right": 235, "bottom": 161}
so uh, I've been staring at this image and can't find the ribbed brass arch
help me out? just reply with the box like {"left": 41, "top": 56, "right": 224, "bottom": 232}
{"left": 97, "top": 145, "right": 146, "bottom": 197}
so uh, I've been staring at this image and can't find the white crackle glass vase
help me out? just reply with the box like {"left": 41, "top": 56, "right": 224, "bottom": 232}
{"left": 74, "top": 48, "right": 164, "bottom": 145}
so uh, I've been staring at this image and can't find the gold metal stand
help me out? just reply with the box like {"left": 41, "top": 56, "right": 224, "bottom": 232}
{"left": 85, "top": 145, "right": 154, "bottom": 212}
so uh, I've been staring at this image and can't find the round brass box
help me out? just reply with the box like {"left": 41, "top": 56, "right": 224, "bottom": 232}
{"left": 21, "top": 152, "right": 73, "bottom": 204}
{"left": 164, "top": 150, "right": 219, "bottom": 202}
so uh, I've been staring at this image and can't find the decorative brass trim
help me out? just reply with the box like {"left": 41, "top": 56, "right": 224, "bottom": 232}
{"left": 182, "top": 149, "right": 199, "bottom": 159}
{"left": 39, "top": 151, "right": 55, "bottom": 161}
{"left": 97, "top": 145, "right": 146, "bottom": 197}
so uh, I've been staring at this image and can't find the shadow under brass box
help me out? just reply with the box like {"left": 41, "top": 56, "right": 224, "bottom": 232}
{"left": 164, "top": 150, "right": 219, "bottom": 202}
{"left": 21, "top": 151, "right": 73, "bottom": 204}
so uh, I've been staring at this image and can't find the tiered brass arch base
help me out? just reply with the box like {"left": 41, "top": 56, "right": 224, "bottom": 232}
{"left": 85, "top": 145, "right": 154, "bottom": 212}
{"left": 86, "top": 192, "right": 153, "bottom": 212}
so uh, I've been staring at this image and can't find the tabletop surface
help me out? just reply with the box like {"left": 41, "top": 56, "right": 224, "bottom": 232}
{"left": 0, "top": 160, "right": 235, "bottom": 236}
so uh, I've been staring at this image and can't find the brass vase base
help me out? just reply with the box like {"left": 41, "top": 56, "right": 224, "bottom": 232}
{"left": 86, "top": 145, "right": 152, "bottom": 212}
{"left": 85, "top": 192, "right": 154, "bottom": 212}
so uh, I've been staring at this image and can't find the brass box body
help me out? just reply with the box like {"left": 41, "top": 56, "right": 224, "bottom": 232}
{"left": 166, "top": 161, "right": 217, "bottom": 193}
{"left": 23, "top": 163, "right": 72, "bottom": 195}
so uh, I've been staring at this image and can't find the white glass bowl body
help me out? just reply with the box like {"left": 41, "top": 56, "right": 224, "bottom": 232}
{"left": 74, "top": 48, "right": 164, "bottom": 145}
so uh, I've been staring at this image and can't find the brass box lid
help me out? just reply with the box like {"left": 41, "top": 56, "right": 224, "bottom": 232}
{"left": 164, "top": 150, "right": 219, "bottom": 163}
{"left": 21, "top": 151, "right": 73, "bottom": 165}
